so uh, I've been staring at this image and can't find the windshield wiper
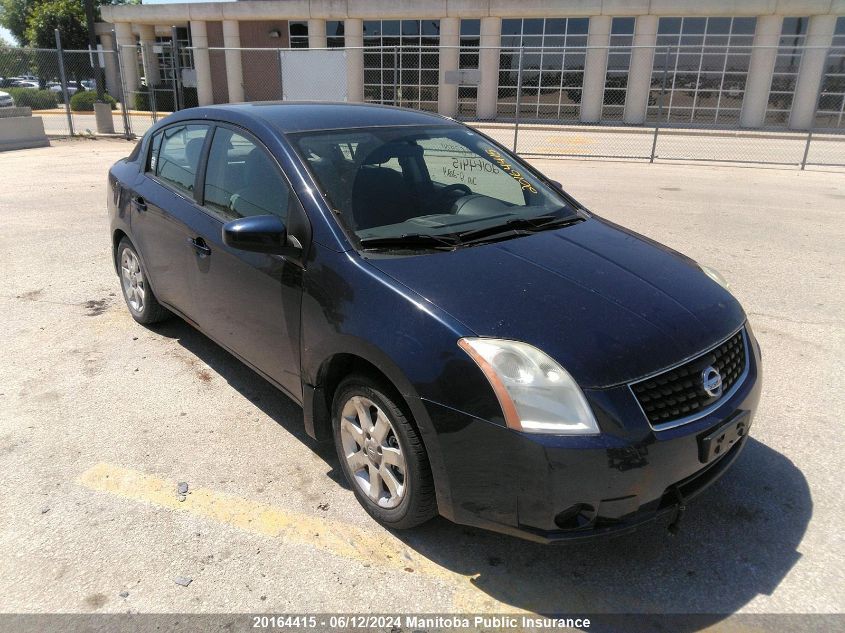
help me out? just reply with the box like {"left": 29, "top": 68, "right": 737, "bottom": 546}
{"left": 456, "top": 214, "right": 585, "bottom": 244}
{"left": 358, "top": 233, "right": 461, "bottom": 251}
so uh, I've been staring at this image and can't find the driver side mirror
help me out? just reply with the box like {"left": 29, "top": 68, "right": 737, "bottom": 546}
{"left": 549, "top": 180, "right": 563, "bottom": 191}
{"left": 222, "top": 215, "right": 299, "bottom": 256}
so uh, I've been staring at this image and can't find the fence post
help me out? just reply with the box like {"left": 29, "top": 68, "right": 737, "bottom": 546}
{"left": 54, "top": 29, "right": 75, "bottom": 136}
{"left": 393, "top": 46, "right": 399, "bottom": 106}
{"left": 512, "top": 46, "right": 524, "bottom": 153}
{"left": 112, "top": 35, "right": 132, "bottom": 138}
{"left": 801, "top": 45, "right": 833, "bottom": 170}
{"left": 650, "top": 46, "right": 670, "bottom": 164}
{"left": 170, "top": 26, "right": 183, "bottom": 111}
{"left": 140, "top": 44, "right": 158, "bottom": 122}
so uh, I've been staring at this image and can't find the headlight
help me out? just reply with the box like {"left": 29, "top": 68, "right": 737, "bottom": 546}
{"left": 700, "top": 264, "right": 731, "bottom": 291}
{"left": 458, "top": 338, "right": 599, "bottom": 435}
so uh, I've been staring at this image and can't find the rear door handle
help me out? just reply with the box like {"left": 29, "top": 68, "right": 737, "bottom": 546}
{"left": 130, "top": 195, "right": 147, "bottom": 212}
{"left": 187, "top": 237, "right": 211, "bottom": 257}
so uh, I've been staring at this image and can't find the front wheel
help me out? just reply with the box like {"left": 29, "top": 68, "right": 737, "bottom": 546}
{"left": 332, "top": 375, "right": 437, "bottom": 529}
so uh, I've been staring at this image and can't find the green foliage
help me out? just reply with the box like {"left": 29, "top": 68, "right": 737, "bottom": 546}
{"left": 70, "top": 88, "right": 115, "bottom": 110}
{"left": 1, "top": 0, "right": 139, "bottom": 48}
{"left": 25, "top": 0, "right": 86, "bottom": 49}
{"left": 0, "top": 0, "right": 31, "bottom": 45}
{"left": 6, "top": 85, "right": 56, "bottom": 108}
{"left": 133, "top": 84, "right": 197, "bottom": 112}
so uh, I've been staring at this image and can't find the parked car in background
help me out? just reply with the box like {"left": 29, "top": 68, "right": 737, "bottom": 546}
{"left": 0, "top": 91, "right": 14, "bottom": 107}
{"left": 47, "top": 81, "right": 85, "bottom": 100}
{"left": 10, "top": 80, "right": 39, "bottom": 89}
{"left": 107, "top": 103, "right": 761, "bottom": 542}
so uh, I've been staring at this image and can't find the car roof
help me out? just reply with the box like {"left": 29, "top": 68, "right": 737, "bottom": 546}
{"left": 167, "top": 101, "right": 459, "bottom": 134}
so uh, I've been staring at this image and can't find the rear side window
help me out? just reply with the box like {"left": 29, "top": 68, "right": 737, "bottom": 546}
{"left": 147, "top": 124, "right": 210, "bottom": 194}
{"left": 202, "top": 127, "right": 291, "bottom": 222}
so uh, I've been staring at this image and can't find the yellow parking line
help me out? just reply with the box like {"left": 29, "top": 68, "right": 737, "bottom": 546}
{"left": 77, "top": 462, "right": 517, "bottom": 612}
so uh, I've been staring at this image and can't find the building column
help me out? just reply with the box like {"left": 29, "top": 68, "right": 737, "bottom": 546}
{"left": 222, "top": 20, "right": 244, "bottom": 103}
{"left": 740, "top": 15, "right": 782, "bottom": 128}
{"left": 190, "top": 20, "right": 214, "bottom": 106}
{"left": 789, "top": 14, "right": 837, "bottom": 130}
{"left": 581, "top": 15, "right": 611, "bottom": 123}
{"left": 114, "top": 22, "right": 138, "bottom": 101}
{"left": 623, "top": 15, "right": 658, "bottom": 125}
{"left": 137, "top": 24, "right": 160, "bottom": 87}
{"left": 98, "top": 31, "right": 121, "bottom": 99}
{"left": 477, "top": 16, "right": 501, "bottom": 119}
{"left": 308, "top": 19, "right": 327, "bottom": 48}
{"left": 345, "top": 18, "right": 364, "bottom": 103}
{"left": 437, "top": 17, "right": 460, "bottom": 117}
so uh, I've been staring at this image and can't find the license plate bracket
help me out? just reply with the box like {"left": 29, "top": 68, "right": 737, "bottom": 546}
{"left": 698, "top": 412, "right": 750, "bottom": 464}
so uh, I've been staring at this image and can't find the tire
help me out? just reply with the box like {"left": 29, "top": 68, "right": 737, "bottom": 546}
{"left": 116, "top": 238, "right": 170, "bottom": 325}
{"left": 332, "top": 374, "right": 437, "bottom": 529}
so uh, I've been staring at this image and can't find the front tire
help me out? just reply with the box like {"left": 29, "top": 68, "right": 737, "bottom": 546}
{"left": 117, "top": 238, "right": 170, "bottom": 325}
{"left": 332, "top": 375, "right": 437, "bottom": 529}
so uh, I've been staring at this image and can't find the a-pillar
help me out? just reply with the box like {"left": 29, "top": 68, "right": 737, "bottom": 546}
{"left": 789, "top": 14, "right": 837, "bottom": 130}
{"left": 190, "top": 20, "right": 214, "bottom": 106}
{"left": 740, "top": 15, "right": 783, "bottom": 128}
{"left": 581, "top": 15, "right": 611, "bottom": 123}
{"left": 222, "top": 20, "right": 244, "bottom": 103}
{"left": 345, "top": 18, "right": 364, "bottom": 102}
{"left": 623, "top": 15, "right": 658, "bottom": 125}
{"left": 438, "top": 17, "right": 460, "bottom": 117}
{"left": 114, "top": 22, "right": 138, "bottom": 101}
{"left": 477, "top": 16, "right": 501, "bottom": 119}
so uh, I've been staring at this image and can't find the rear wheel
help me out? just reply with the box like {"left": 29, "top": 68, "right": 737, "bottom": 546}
{"left": 332, "top": 375, "right": 437, "bottom": 529}
{"left": 117, "top": 238, "right": 170, "bottom": 325}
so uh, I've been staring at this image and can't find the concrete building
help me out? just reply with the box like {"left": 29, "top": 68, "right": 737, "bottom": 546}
{"left": 98, "top": 0, "right": 845, "bottom": 130}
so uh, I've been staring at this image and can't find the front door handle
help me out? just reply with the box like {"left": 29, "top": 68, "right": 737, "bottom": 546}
{"left": 130, "top": 195, "right": 147, "bottom": 212}
{"left": 187, "top": 237, "right": 211, "bottom": 258}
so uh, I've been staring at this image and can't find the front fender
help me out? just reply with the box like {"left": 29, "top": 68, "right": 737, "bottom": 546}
{"left": 300, "top": 247, "right": 487, "bottom": 521}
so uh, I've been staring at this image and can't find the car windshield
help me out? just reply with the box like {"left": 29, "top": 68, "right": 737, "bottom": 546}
{"left": 290, "top": 125, "right": 581, "bottom": 250}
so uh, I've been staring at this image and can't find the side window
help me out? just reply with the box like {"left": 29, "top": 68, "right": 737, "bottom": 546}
{"left": 203, "top": 128, "right": 291, "bottom": 222}
{"left": 149, "top": 124, "right": 209, "bottom": 194}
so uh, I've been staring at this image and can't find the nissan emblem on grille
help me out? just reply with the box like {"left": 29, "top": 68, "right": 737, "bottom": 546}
{"left": 701, "top": 366, "right": 723, "bottom": 398}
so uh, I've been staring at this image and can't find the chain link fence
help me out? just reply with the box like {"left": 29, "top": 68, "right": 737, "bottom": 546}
{"left": 1, "top": 40, "right": 843, "bottom": 169}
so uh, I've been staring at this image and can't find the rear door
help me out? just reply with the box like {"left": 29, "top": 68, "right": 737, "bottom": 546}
{"left": 182, "top": 124, "right": 306, "bottom": 400}
{"left": 131, "top": 123, "right": 210, "bottom": 321}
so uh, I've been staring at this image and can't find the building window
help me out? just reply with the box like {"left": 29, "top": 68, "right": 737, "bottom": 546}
{"left": 326, "top": 20, "right": 345, "bottom": 48}
{"left": 363, "top": 19, "right": 440, "bottom": 112}
{"left": 648, "top": 16, "right": 756, "bottom": 125}
{"left": 289, "top": 21, "right": 309, "bottom": 48}
{"left": 458, "top": 19, "right": 480, "bottom": 118}
{"left": 764, "top": 17, "right": 809, "bottom": 126}
{"left": 815, "top": 16, "right": 845, "bottom": 129}
{"left": 497, "top": 17, "right": 590, "bottom": 120}
{"left": 602, "top": 17, "right": 635, "bottom": 121}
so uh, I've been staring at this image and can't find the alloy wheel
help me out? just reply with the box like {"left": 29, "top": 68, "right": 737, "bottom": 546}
{"left": 339, "top": 395, "right": 407, "bottom": 508}
{"left": 120, "top": 248, "right": 145, "bottom": 313}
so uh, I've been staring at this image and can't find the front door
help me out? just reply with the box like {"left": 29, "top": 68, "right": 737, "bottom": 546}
{"left": 184, "top": 125, "right": 305, "bottom": 400}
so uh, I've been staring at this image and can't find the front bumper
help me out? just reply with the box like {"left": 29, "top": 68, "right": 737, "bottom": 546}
{"left": 422, "top": 328, "right": 762, "bottom": 543}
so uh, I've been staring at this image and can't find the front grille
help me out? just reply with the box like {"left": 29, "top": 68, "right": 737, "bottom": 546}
{"left": 631, "top": 329, "right": 747, "bottom": 427}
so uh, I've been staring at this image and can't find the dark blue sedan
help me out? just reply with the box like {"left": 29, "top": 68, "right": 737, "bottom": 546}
{"left": 107, "top": 103, "right": 762, "bottom": 542}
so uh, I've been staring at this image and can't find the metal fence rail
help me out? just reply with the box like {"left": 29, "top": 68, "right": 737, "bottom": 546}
{"left": 1, "top": 39, "right": 843, "bottom": 169}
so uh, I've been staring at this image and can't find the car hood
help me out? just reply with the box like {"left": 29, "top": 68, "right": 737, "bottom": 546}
{"left": 367, "top": 217, "right": 745, "bottom": 388}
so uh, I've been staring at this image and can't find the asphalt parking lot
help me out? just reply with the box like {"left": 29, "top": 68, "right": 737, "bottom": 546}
{"left": 0, "top": 138, "right": 843, "bottom": 624}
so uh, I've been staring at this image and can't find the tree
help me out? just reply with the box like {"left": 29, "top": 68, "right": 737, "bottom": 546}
{"left": 0, "top": 0, "right": 137, "bottom": 49}
{"left": 25, "top": 0, "right": 86, "bottom": 49}
{"left": 0, "top": 0, "right": 35, "bottom": 45}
